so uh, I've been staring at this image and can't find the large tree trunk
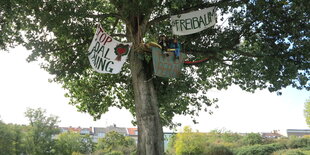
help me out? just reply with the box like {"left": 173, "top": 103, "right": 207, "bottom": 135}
{"left": 128, "top": 24, "right": 164, "bottom": 154}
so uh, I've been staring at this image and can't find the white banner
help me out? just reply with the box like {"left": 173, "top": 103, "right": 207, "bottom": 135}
{"left": 171, "top": 7, "right": 216, "bottom": 36}
{"left": 87, "top": 25, "right": 132, "bottom": 74}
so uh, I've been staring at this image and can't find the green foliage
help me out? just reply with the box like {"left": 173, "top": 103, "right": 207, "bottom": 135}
{"left": 166, "top": 134, "right": 176, "bottom": 155}
{"left": 24, "top": 108, "right": 60, "bottom": 155}
{"left": 105, "top": 151, "right": 124, "bottom": 155}
{"left": 234, "top": 143, "right": 287, "bottom": 155}
{"left": 204, "top": 145, "right": 234, "bottom": 155}
{"left": 205, "top": 130, "right": 242, "bottom": 148}
{"left": 0, "top": 121, "right": 14, "bottom": 155}
{"left": 71, "top": 152, "right": 84, "bottom": 155}
{"left": 274, "top": 137, "right": 290, "bottom": 146}
{"left": 304, "top": 99, "right": 310, "bottom": 128}
{"left": 96, "top": 131, "right": 136, "bottom": 155}
{"left": 275, "top": 147, "right": 310, "bottom": 155}
{"left": 1, "top": 1, "right": 309, "bottom": 154}
{"left": 1, "top": 0, "right": 308, "bottom": 129}
{"left": 166, "top": 126, "right": 310, "bottom": 155}
{"left": 0, "top": 121, "right": 26, "bottom": 155}
{"left": 167, "top": 128, "right": 240, "bottom": 155}
{"left": 241, "top": 133, "right": 263, "bottom": 145}
{"left": 287, "top": 137, "right": 310, "bottom": 149}
{"left": 301, "top": 150, "right": 310, "bottom": 155}
{"left": 273, "top": 149, "right": 306, "bottom": 155}
{"left": 93, "top": 149, "right": 109, "bottom": 155}
{"left": 8, "top": 124, "right": 26, "bottom": 155}
{"left": 55, "top": 132, "right": 94, "bottom": 155}
{"left": 174, "top": 126, "right": 207, "bottom": 155}
{"left": 221, "top": 132, "right": 242, "bottom": 143}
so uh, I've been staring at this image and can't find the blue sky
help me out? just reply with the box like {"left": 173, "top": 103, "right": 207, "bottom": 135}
{"left": 0, "top": 46, "right": 309, "bottom": 135}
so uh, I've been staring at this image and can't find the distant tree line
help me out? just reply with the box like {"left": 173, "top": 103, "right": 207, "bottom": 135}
{"left": 2, "top": 107, "right": 310, "bottom": 155}
{"left": 0, "top": 108, "right": 136, "bottom": 155}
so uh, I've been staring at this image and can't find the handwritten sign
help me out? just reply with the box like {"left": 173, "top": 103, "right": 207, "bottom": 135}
{"left": 171, "top": 7, "right": 216, "bottom": 36}
{"left": 87, "top": 25, "right": 132, "bottom": 74}
{"left": 152, "top": 47, "right": 185, "bottom": 78}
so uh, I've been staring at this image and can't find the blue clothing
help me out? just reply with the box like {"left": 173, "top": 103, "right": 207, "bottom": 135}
{"left": 169, "top": 42, "right": 181, "bottom": 57}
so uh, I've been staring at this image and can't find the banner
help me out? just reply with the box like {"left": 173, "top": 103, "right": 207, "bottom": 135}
{"left": 87, "top": 25, "right": 132, "bottom": 74}
{"left": 171, "top": 7, "right": 216, "bottom": 36}
{"left": 152, "top": 47, "right": 185, "bottom": 78}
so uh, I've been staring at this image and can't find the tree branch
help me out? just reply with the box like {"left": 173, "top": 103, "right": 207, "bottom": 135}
{"left": 110, "top": 33, "right": 127, "bottom": 38}
{"left": 85, "top": 13, "right": 123, "bottom": 20}
{"left": 184, "top": 57, "right": 213, "bottom": 66}
{"left": 111, "top": 19, "right": 119, "bottom": 34}
{"left": 184, "top": 47, "right": 220, "bottom": 56}
{"left": 233, "top": 49, "right": 264, "bottom": 58}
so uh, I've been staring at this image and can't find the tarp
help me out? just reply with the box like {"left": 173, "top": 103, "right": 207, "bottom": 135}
{"left": 87, "top": 24, "right": 132, "bottom": 74}
{"left": 152, "top": 47, "right": 185, "bottom": 78}
{"left": 171, "top": 7, "right": 216, "bottom": 36}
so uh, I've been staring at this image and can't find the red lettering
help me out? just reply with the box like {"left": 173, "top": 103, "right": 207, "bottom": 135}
{"left": 96, "top": 27, "right": 104, "bottom": 37}
{"left": 103, "top": 36, "right": 112, "bottom": 45}
{"left": 99, "top": 33, "right": 107, "bottom": 43}
{"left": 96, "top": 27, "right": 113, "bottom": 45}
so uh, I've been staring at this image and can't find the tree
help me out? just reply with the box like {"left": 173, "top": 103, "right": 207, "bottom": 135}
{"left": 24, "top": 108, "right": 60, "bottom": 155}
{"left": 0, "top": 120, "right": 15, "bottom": 155}
{"left": 304, "top": 99, "right": 310, "bottom": 127}
{"left": 0, "top": 121, "right": 26, "bottom": 155}
{"left": 8, "top": 124, "right": 27, "bottom": 155}
{"left": 55, "top": 132, "right": 94, "bottom": 155}
{"left": 205, "top": 129, "right": 242, "bottom": 147}
{"left": 96, "top": 131, "right": 136, "bottom": 155}
{"left": 241, "top": 133, "right": 263, "bottom": 146}
{"left": 1, "top": 0, "right": 309, "bottom": 154}
{"left": 166, "top": 134, "right": 177, "bottom": 155}
{"left": 174, "top": 126, "right": 207, "bottom": 155}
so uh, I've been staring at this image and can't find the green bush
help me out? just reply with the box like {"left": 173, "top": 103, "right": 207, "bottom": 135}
{"left": 241, "top": 133, "right": 263, "bottom": 145}
{"left": 275, "top": 138, "right": 289, "bottom": 146}
{"left": 272, "top": 149, "right": 306, "bottom": 155}
{"left": 105, "top": 151, "right": 124, "bottom": 155}
{"left": 287, "top": 138, "right": 310, "bottom": 149}
{"left": 301, "top": 150, "right": 310, "bottom": 154}
{"left": 204, "top": 145, "right": 233, "bottom": 155}
{"left": 234, "top": 143, "right": 287, "bottom": 155}
{"left": 93, "top": 150, "right": 124, "bottom": 155}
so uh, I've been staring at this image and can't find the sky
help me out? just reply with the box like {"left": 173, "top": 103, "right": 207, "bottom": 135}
{"left": 0, "top": 46, "right": 309, "bottom": 136}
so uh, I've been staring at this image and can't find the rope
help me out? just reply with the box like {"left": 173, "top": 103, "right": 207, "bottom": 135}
{"left": 184, "top": 57, "right": 210, "bottom": 65}
{"left": 182, "top": 7, "right": 224, "bottom": 65}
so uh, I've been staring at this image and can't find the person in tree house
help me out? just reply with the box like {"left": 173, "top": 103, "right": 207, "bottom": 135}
{"left": 169, "top": 37, "right": 181, "bottom": 60}
{"left": 158, "top": 35, "right": 169, "bottom": 53}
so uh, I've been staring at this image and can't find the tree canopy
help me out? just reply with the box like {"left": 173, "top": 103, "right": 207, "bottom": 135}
{"left": 24, "top": 108, "right": 60, "bottom": 155}
{"left": 0, "top": 108, "right": 98, "bottom": 155}
{"left": 1, "top": 1, "right": 309, "bottom": 154}
{"left": 174, "top": 126, "right": 207, "bottom": 155}
{"left": 96, "top": 131, "right": 136, "bottom": 154}
{"left": 55, "top": 132, "right": 94, "bottom": 155}
{"left": 0, "top": 121, "right": 26, "bottom": 155}
{"left": 1, "top": 0, "right": 308, "bottom": 127}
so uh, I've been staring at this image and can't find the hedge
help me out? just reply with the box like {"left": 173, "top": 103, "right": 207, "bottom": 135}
{"left": 234, "top": 143, "right": 287, "bottom": 155}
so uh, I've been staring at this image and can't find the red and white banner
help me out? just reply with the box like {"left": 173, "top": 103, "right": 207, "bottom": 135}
{"left": 87, "top": 25, "right": 132, "bottom": 74}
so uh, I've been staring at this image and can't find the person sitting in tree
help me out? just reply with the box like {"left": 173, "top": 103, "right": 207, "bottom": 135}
{"left": 169, "top": 37, "right": 181, "bottom": 60}
{"left": 158, "top": 35, "right": 168, "bottom": 51}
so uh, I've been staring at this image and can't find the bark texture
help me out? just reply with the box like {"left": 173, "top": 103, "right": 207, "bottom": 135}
{"left": 127, "top": 16, "right": 164, "bottom": 154}
{"left": 129, "top": 51, "right": 164, "bottom": 155}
